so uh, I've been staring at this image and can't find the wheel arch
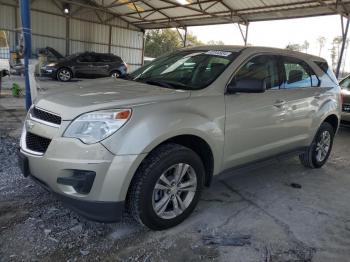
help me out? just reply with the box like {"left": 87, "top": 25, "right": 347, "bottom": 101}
{"left": 323, "top": 114, "right": 339, "bottom": 132}
{"left": 123, "top": 134, "right": 215, "bottom": 204}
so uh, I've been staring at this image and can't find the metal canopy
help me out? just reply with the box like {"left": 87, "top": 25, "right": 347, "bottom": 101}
{"left": 62, "top": 0, "right": 350, "bottom": 29}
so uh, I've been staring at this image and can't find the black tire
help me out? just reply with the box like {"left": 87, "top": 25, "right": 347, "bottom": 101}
{"left": 127, "top": 143, "right": 205, "bottom": 230}
{"left": 57, "top": 68, "right": 72, "bottom": 82}
{"left": 299, "top": 122, "right": 335, "bottom": 168}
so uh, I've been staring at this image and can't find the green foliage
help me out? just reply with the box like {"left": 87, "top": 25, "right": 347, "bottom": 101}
{"left": 12, "top": 83, "right": 20, "bottom": 97}
{"left": 144, "top": 29, "right": 203, "bottom": 58}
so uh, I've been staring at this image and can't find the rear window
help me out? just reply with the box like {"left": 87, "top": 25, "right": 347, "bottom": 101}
{"left": 314, "top": 60, "right": 338, "bottom": 84}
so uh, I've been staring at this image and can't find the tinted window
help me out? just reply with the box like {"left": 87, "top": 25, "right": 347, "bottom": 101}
{"left": 282, "top": 57, "right": 318, "bottom": 88}
{"left": 234, "top": 55, "right": 280, "bottom": 90}
{"left": 128, "top": 50, "right": 239, "bottom": 90}
{"left": 97, "top": 54, "right": 113, "bottom": 63}
{"left": 340, "top": 76, "right": 350, "bottom": 90}
{"left": 77, "top": 54, "right": 96, "bottom": 63}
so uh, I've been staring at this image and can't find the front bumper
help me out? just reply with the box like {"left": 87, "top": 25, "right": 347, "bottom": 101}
{"left": 40, "top": 67, "right": 57, "bottom": 78}
{"left": 341, "top": 111, "right": 350, "bottom": 122}
{"left": 19, "top": 117, "right": 145, "bottom": 222}
{"left": 19, "top": 154, "right": 124, "bottom": 222}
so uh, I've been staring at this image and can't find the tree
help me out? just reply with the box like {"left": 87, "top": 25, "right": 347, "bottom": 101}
{"left": 185, "top": 33, "right": 203, "bottom": 47}
{"left": 285, "top": 43, "right": 302, "bottom": 52}
{"left": 207, "top": 40, "right": 225, "bottom": 45}
{"left": 317, "top": 36, "right": 326, "bottom": 56}
{"left": 144, "top": 29, "right": 203, "bottom": 58}
{"left": 331, "top": 36, "right": 343, "bottom": 70}
{"left": 302, "top": 40, "right": 310, "bottom": 54}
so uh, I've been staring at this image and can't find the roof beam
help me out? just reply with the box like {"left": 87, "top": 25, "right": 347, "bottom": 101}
{"left": 56, "top": 0, "right": 137, "bottom": 28}
{"left": 316, "top": 0, "right": 349, "bottom": 17}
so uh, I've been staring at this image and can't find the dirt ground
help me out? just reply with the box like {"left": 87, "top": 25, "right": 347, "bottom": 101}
{"left": 1, "top": 77, "right": 350, "bottom": 261}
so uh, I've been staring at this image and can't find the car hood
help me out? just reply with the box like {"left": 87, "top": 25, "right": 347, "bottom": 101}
{"left": 35, "top": 78, "right": 190, "bottom": 120}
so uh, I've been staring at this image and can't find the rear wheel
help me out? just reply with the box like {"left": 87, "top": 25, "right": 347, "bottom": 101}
{"left": 57, "top": 68, "right": 72, "bottom": 82}
{"left": 110, "top": 70, "right": 120, "bottom": 79}
{"left": 127, "top": 143, "right": 205, "bottom": 230}
{"left": 299, "top": 122, "right": 335, "bottom": 168}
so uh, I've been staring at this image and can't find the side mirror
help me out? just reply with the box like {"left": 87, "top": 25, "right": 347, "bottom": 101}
{"left": 227, "top": 79, "right": 266, "bottom": 94}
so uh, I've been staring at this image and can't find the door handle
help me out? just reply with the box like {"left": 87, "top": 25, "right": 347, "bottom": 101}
{"left": 314, "top": 94, "right": 321, "bottom": 99}
{"left": 274, "top": 100, "right": 286, "bottom": 108}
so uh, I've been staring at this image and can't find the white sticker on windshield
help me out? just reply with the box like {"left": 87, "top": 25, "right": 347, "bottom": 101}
{"left": 205, "top": 50, "right": 232, "bottom": 57}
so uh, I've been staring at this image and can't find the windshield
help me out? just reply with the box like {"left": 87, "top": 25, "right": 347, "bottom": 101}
{"left": 128, "top": 50, "right": 239, "bottom": 90}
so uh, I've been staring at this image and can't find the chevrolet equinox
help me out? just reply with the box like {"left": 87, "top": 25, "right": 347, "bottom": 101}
{"left": 19, "top": 46, "right": 341, "bottom": 230}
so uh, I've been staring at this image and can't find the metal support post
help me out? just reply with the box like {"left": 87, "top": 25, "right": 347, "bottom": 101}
{"left": 336, "top": 15, "right": 349, "bottom": 78}
{"left": 20, "top": 0, "right": 32, "bottom": 110}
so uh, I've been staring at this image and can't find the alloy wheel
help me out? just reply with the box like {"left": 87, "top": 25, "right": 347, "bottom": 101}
{"left": 58, "top": 69, "right": 71, "bottom": 81}
{"left": 152, "top": 163, "right": 197, "bottom": 220}
{"left": 315, "top": 130, "right": 331, "bottom": 162}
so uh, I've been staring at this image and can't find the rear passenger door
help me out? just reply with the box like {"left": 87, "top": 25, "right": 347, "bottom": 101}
{"left": 279, "top": 56, "right": 322, "bottom": 148}
{"left": 93, "top": 54, "right": 112, "bottom": 76}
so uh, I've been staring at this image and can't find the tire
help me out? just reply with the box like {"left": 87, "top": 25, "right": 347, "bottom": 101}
{"left": 299, "top": 122, "right": 335, "bottom": 168}
{"left": 110, "top": 70, "right": 120, "bottom": 79}
{"left": 57, "top": 68, "right": 72, "bottom": 82}
{"left": 127, "top": 143, "right": 205, "bottom": 230}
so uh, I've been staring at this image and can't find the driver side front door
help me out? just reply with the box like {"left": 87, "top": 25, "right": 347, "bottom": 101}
{"left": 223, "top": 54, "right": 289, "bottom": 169}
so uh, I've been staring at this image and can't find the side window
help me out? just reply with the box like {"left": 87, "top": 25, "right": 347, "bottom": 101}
{"left": 98, "top": 54, "right": 113, "bottom": 63}
{"left": 77, "top": 54, "right": 96, "bottom": 63}
{"left": 282, "top": 57, "right": 319, "bottom": 89}
{"left": 340, "top": 76, "right": 350, "bottom": 90}
{"left": 234, "top": 55, "right": 280, "bottom": 90}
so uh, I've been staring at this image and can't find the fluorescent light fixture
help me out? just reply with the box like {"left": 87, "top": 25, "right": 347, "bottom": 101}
{"left": 176, "top": 0, "right": 190, "bottom": 5}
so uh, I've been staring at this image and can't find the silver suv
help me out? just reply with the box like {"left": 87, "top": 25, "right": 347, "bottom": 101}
{"left": 18, "top": 46, "right": 341, "bottom": 230}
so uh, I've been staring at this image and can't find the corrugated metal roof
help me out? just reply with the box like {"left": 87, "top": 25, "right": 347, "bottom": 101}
{"left": 80, "top": 0, "right": 350, "bottom": 29}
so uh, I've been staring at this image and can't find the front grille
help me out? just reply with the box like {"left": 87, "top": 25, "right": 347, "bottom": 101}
{"left": 31, "top": 107, "right": 61, "bottom": 125}
{"left": 26, "top": 132, "right": 51, "bottom": 153}
{"left": 343, "top": 103, "right": 350, "bottom": 112}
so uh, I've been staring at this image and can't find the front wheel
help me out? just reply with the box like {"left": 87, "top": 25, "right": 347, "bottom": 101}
{"left": 127, "top": 143, "right": 205, "bottom": 230}
{"left": 57, "top": 68, "right": 72, "bottom": 82}
{"left": 299, "top": 122, "right": 335, "bottom": 168}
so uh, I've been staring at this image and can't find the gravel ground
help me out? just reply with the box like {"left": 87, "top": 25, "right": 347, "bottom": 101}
{"left": 1, "top": 126, "right": 350, "bottom": 261}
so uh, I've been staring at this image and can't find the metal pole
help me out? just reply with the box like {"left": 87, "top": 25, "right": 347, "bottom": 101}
{"left": 336, "top": 16, "right": 349, "bottom": 79}
{"left": 66, "top": 16, "right": 70, "bottom": 56}
{"left": 141, "top": 29, "right": 145, "bottom": 66}
{"left": 20, "top": 0, "right": 32, "bottom": 110}
{"left": 108, "top": 25, "right": 112, "bottom": 54}
{"left": 244, "top": 23, "right": 249, "bottom": 46}
{"left": 183, "top": 27, "right": 187, "bottom": 47}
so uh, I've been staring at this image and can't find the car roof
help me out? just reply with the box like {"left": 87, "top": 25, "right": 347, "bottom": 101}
{"left": 182, "top": 45, "right": 326, "bottom": 62}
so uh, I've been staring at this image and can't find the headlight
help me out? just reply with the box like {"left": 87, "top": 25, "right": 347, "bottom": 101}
{"left": 64, "top": 109, "right": 132, "bottom": 144}
{"left": 47, "top": 63, "right": 57, "bottom": 67}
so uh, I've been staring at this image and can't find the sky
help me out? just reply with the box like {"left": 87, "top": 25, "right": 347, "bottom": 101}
{"left": 188, "top": 15, "right": 348, "bottom": 71}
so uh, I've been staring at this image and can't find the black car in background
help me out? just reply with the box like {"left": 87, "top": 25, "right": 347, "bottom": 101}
{"left": 41, "top": 52, "right": 128, "bottom": 82}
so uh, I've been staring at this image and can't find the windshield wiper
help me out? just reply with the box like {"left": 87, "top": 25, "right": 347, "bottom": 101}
{"left": 144, "top": 80, "right": 177, "bottom": 89}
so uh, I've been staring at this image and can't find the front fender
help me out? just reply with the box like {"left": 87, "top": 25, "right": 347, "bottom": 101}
{"left": 101, "top": 97, "right": 225, "bottom": 174}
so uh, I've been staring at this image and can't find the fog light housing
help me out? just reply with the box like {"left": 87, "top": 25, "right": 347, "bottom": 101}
{"left": 57, "top": 170, "right": 96, "bottom": 194}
